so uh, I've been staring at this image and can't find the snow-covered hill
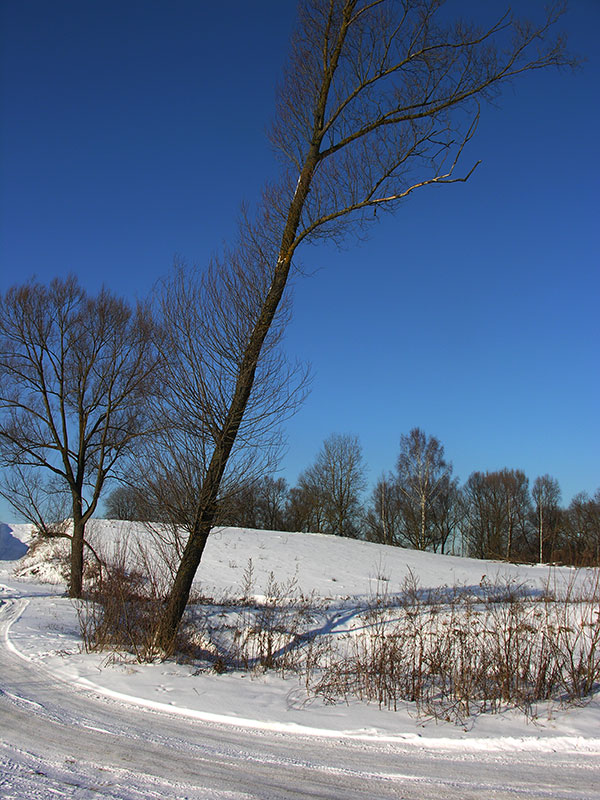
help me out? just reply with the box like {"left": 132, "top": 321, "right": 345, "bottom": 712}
{"left": 4, "top": 518, "right": 584, "bottom": 598}
{"left": 1, "top": 519, "right": 599, "bottom": 744}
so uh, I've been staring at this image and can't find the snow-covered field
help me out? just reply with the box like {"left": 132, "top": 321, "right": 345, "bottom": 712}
{"left": 1, "top": 520, "right": 599, "bottom": 799}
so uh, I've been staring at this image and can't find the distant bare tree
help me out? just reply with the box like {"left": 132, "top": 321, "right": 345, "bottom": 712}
{"left": 365, "top": 473, "right": 403, "bottom": 546}
{"left": 463, "top": 471, "right": 501, "bottom": 559}
{"left": 563, "top": 489, "right": 600, "bottom": 566}
{"left": 104, "top": 485, "right": 152, "bottom": 522}
{"left": 285, "top": 481, "right": 328, "bottom": 533}
{"left": 219, "top": 482, "right": 262, "bottom": 530}
{"left": 258, "top": 476, "right": 290, "bottom": 531}
{"left": 500, "top": 469, "right": 531, "bottom": 561}
{"left": 395, "top": 428, "right": 453, "bottom": 551}
{"left": 155, "top": 0, "right": 575, "bottom": 650}
{"left": 296, "top": 433, "right": 366, "bottom": 537}
{"left": 220, "top": 476, "right": 289, "bottom": 531}
{"left": 0, "top": 277, "right": 159, "bottom": 596}
{"left": 430, "top": 474, "right": 462, "bottom": 555}
{"left": 462, "top": 468, "right": 531, "bottom": 561}
{"left": 532, "top": 474, "right": 561, "bottom": 563}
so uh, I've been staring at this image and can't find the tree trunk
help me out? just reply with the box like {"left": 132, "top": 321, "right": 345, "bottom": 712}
{"left": 69, "top": 501, "right": 85, "bottom": 598}
{"left": 505, "top": 502, "right": 513, "bottom": 562}
{"left": 155, "top": 513, "right": 213, "bottom": 654}
{"left": 381, "top": 484, "right": 391, "bottom": 546}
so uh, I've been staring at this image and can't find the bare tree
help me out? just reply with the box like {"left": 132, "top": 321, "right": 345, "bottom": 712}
{"left": 430, "top": 474, "right": 462, "bottom": 555}
{"left": 463, "top": 470, "right": 506, "bottom": 560}
{"left": 296, "top": 433, "right": 366, "bottom": 537}
{"left": 257, "top": 476, "right": 290, "bottom": 531}
{"left": 129, "top": 260, "right": 308, "bottom": 559}
{"left": 395, "top": 428, "right": 453, "bottom": 551}
{"left": 462, "top": 468, "right": 531, "bottom": 561}
{"left": 0, "top": 466, "right": 71, "bottom": 537}
{"left": 0, "top": 277, "right": 159, "bottom": 596}
{"left": 366, "top": 459, "right": 460, "bottom": 553}
{"left": 563, "top": 489, "right": 600, "bottom": 566}
{"left": 219, "top": 481, "right": 263, "bottom": 530}
{"left": 365, "top": 473, "right": 403, "bottom": 546}
{"left": 532, "top": 474, "right": 561, "bottom": 563}
{"left": 104, "top": 485, "right": 153, "bottom": 522}
{"left": 219, "top": 476, "right": 289, "bottom": 531}
{"left": 155, "top": 0, "right": 574, "bottom": 650}
{"left": 285, "top": 481, "right": 329, "bottom": 533}
{"left": 500, "top": 469, "right": 531, "bottom": 561}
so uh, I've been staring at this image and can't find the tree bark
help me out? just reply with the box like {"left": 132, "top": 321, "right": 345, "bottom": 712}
{"left": 69, "top": 501, "right": 85, "bottom": 598}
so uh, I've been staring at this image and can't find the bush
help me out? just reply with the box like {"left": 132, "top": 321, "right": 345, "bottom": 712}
{"left": 77, "top": 563, "right": 164, "bottom": 662}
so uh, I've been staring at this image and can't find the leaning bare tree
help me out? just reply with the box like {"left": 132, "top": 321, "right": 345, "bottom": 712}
{"left": 154, "top": 0, "right": 575, "bottom": 651}
{"left": 0, "top": 276, "right": 159, "bottom": 597}
{"left": 129, "top": 259, "right": 308, "bottom": 573}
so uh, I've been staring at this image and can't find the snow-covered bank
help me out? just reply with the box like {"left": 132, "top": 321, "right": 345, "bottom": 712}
{"left": 1, "top": 520, "right": 599, "bottom": 750}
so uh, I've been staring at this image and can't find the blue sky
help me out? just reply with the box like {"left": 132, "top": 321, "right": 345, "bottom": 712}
{"left": 1, "top": 1, "right": 598, "bottom": 521}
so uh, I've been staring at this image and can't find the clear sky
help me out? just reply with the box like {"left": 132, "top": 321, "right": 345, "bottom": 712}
{"left": 1, "top": 1, "right": 598, "bottom": 522}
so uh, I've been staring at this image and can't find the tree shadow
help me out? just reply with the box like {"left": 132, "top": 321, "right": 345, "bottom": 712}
{"left": 0, "top": 523, "right": 29, "bottom": 561}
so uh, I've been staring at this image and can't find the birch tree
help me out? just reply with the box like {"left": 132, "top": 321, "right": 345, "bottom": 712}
{"left": 395, "top": 428, "right": 453, "bottom": 550}
{"left": 532, "top": 474, "right": 561, "bottom": 563}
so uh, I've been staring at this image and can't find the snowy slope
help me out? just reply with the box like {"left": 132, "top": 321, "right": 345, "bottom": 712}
{"left": 1, "top": 520, "right": 599, "bottom": 744}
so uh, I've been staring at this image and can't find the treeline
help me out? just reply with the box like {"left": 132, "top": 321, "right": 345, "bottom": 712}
{"left": 106, "top": 429, "right": 600, "bottom": 567}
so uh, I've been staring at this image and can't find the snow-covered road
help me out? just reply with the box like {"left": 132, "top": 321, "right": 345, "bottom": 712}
{"left": 1, "top": 594, "right": 598, "bottom": 799}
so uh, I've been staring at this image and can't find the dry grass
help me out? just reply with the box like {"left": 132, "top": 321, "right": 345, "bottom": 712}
{"left": 76, "top": 552, "right": 600, "bottom": 722}
{"left": 77, "top": 547, "right": 164, "bottom": 662}
{"left": 307, "top": 571, "right": 600, "bottom": 722}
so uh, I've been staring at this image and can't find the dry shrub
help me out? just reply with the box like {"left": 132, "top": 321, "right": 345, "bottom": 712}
{"left": 306, "top": 571, "right": 600, "bottom": 722}
{"left": 76, "top": 531, "right": 204, "bottom": 663}
{"left": 75, "top": 546, "right": 600, "bottom": 724}
{"left": 76, "top": 540, "right": 165, "bottom": 662}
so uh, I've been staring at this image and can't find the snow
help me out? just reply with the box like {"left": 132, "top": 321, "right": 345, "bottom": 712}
{"left": 1, "top": 520, "right": 600, "bottom": 798}
{"left": 2, "top": 520, "right": 600, "bottom": 744}
{"left": 0, "top": 522, "right": 29, "bottom": 561}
